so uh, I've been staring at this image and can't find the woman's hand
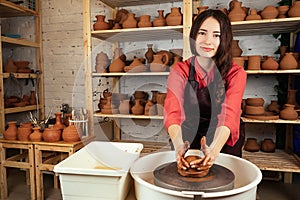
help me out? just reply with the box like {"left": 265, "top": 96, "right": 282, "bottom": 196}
{"left": 175, "top": 140, "right": 190, "bottom": 170}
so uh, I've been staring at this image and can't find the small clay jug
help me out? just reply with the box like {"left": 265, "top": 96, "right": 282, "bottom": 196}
{"left": 261, "top": 6, "right": 279, "bottom": 19}
{"left": 95, "top": 51, "right": 109, "bottom": 73}
{"left": 246, "top": 9, "right": 262, "bottom": 20}
{"left": 150, "top": 53, "right": 169, "bottom": 72}
{"left": 131, "top": 99, "right": 144, "bottom": 115}
{"left": 153, "top": 10, "right": 166, "bottom": 27}
{"left": 247, "top": 55, "right": 261, "bottom": 70}
{"left": 4, "top": 58, "right": 17, "bottom": 73}
{"left": 138, "top": 15, "right": 152, "bottom": 28}
{"left": 267, "top": 100, "right": 281, "bottom": 114}
{"left": 277, "top": 5, "right": 290, "bottom": 18}
{"left": 62, "top": 122, "right": 81, "bottom": 142}
{"left": 232, "top": 40, "right": 243, "bottom": 57}
{"left": 279, "top": 104, "right": 298, "bottom": 120}
{"left": 228, "top": 1, "right": 246, "bottom": 22}
{"left": 118, "top": 99, "right": 131, "bottom": 114}
{"left": 29, "top": 126, "right": 43, "bottom": 142}
{"left": 244, "top": 138, "right": 260, "bottom": 152}
{"left": 29, "top": 90, "right": 37, "bottom": 105}
{"left": 145, "top": 44, "right": 155, "bottom": 65}
{"left": 288, "top": 1, "right": 300, "bottom": 17}
{"left": 165, "top": 7, "right": 183, "bottom": 26}
{"left": 43, "top": 127, "right": 61, "bottom": 142}
{"left": 4, "top": 121, "right": 18, "bottom": 140}
{"left": 122, "top": 13, "right": 137, "bottom": 29}
{"left": 93, "top": 15, "right": 110, "bottom": 30}
{"left": 261, "top": 56, "right": 279, "bottom": 70}
{"left": 280, "top": 52, "right": 298, "bottom": 70}
{"left": 53, "top": 112, "right": 66, "bottom": 131}
{"left": 17, "top": 126, "right": 32, "bottom": 141}
{"left": 261, "top": 138, "right": 276, "bottom": 153}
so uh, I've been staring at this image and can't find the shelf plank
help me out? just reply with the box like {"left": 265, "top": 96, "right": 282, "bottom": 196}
{"left": 246, "top": 69, "right": 300, "bottom": 74}
{"left": 99, "top": 0, "right": 182, "bottom": 8}
{"left": 0, "top": 0, "right": 37, "bottom": 17}
{"left": 1, "top": 36, "right": 39, "bottom": 48}
{"left": 243, "top": 150, "right": 300, "bottom": 173}
{"left": 5, "top": 105, "right": 38, "bottom": 114}
{"left": 232, "top": 17, "right": 300, "bottom": 36}
{"left": 94, "top": 112, "right": 164, "bottom": 120}
{"left": 91, "top": 26, "right": 183, "bottom": 42}
{"left": 241, "top": 117, "right": 300, "bottom": 124}
{"left": 2, "top": 73, "right": 37, "bottom": 79}
{"left": 92, "top": 72, "right": 170, "bottom": 77}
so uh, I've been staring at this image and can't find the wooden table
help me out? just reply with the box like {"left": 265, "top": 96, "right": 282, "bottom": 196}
{"left": 0, "top": 139, "right": 36, "bottom": 200}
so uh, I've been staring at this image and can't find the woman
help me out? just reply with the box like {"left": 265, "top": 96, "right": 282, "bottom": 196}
{"left": 164, "top": 9, "right": 247, "bottom": 171}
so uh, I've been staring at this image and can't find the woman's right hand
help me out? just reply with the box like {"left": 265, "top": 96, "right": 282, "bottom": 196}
{"left": 175, "top": 140, "right": 190, "bottom": 170}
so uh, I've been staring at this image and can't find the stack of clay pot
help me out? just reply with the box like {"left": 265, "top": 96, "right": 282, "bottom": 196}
{"left": 243, "top": 98, "right": 265, "bottom": 116}
{"left": 99, "top": 89, "right": 119, "bottom": 114}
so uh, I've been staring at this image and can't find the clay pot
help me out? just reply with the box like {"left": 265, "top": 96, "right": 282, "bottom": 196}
{"left": 267, "top": 100, "right": 280, "bottom": 114}
{"left": 29, "top": 127, "right": 43, "bottom": 142}
{"left": 228, "top": 1, "right": 246, "bottom": 22}
{"left": 145, "top": 44, "right": 155, "bottom": 65}
{"left": 194, "top": 6, "right": 209, "bottom": 20}
{"left": 261, "top": 138, "right": 276, "bottom": 153}
{"left": 261, "top": 56, "right": 279, "bottom": 70}
{"left": 244, "top": 138, "right": 260, "bottom": 152}
{"left": 20, "top": 121, "right": 33, "bottom": 128}
{"left": 53, "top": 112, "right": 66, "bottom": 131}
{"left": 288, "top": 1, "right": 300, "bottom": 17}
{"left": 93, "top": 15, "right": 110, "bottom": 30}
{"left": 4, "top": 121, "right": 18, "bottom": 140}
{"left": 246, "top": 9, "right": 262, "bottom": 20}
{"left": 138, "top": 15, "right": 152, "bottom": 28}
{"left": 170, "top": 56, "right": 182, "bottom": 68}
{"left": 124, "top": 58, "right": 147, "bottom": 72}
{"left": 4, "top": 58, "right": 17, "bottom": 73}
{"left": 279, "top": 104, "right": 298, "bottom": 120}
{"left": 261, "top": 6, "right": 279, "bottom": 19}
{"left": 95, "top": 51, "right": 109, "bottom": 73}
{"left": 165, "top": 7, "right": 183, "bottom": 26}
{"left": 150, "top": 53, "right": 169, "bottom": 72}
{"left": 43, "top": 127, "right": 61, "bottom": 142}
{"left": 62, "top": 123, "right": 81, "bottom": 142}
{"left": 17, "top": 127, "right": 32, "bottom": 141}
{"left": 131, "top": 99, "right": 144, "bottom": 115}
{"left": 277, "top": 5, "right": 290, "bottom": 18}
{"left": 103, "top": 88, "right": 112, "bottom": 98}
{"left": 280, "top": 52, "right": 298, "bottom": 70}
{"left": 29, "top": 90, "right": 37, "bottom": 105}
{"left": 244, "top": 105, "right": 265, "bottom": 115}
{"left": 109, "top": 48, "right": 126, "bottom": 72}
{"left": 156, "top": 92, "right": 167, "bottom": 116}
{"left": 232, "top": 40, "right": 243, "bottom": 57}
{"left": 112, "top": 23, "right": 121, "bottom": 29}
{"left": 122, "top": 13, "right": 137, "bottom": 29}
{"left": 118, "top": 99, "right": 131, "bottom": 114}
{"left": 247, "top": 55, "right": 261, "bottom": 70}
{"left": 144, "top": 100, "right": 156, "bottom": 116}
{"left": 153, "top": 10, "right": 166, "bottom": 27}
{"left": 114, "top": 9, "right": 129, "bottom": 25}
{"left": 246, "top": 98, "right": 264, "bottom": 106}
{"left": 133, "top": 91, "right": 148, "bottom": 100}
{"left": 233, "top": 57, "right": 245, "bottom": 68}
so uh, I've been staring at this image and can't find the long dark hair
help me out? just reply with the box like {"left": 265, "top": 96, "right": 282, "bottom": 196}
{"left": 190, "top": 9, "right": 233, "bottom": 79}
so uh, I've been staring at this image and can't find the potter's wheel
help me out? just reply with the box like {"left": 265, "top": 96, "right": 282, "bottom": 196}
{"left": 153, "top": 162, "right": 235, "bottom": 192}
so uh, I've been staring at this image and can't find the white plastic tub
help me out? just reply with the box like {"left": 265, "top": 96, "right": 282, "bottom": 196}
{"left": 130, "top": 151, "right": 262, "bottom": 200}
{"left": 54, "top": 141, "right": 143, "bottom": 200}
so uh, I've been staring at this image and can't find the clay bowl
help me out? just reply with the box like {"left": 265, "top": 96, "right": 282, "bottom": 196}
{"left": 244, "top": 105, "right": 265, "bottom": 115}
{"left": 246, "top": 98, "right": 264, "bottom": 106}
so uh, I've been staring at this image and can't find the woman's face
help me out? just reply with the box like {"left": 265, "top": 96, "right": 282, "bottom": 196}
{"left": 195, "top": 17, "right": 221, "bottom": 58}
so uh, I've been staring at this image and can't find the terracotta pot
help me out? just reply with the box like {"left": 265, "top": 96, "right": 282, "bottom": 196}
{"left": 4, "top": 58, "right": 17, "bottom": 73}
{"left": 144, "top": 100, "right": 156, "bottom": 116}
{"left": 118, "top": 99, "right": 131, "bottom": 114}
{"left": 267, "top": 100, "right": 280, "bottom": 114}
{"left": 122, "top": 13, "right": 137, "bottom": 28}
{"left": 233, "top": 57, "right": 245, "bottom": 68}
{"left": 131, "top": 99, "right": 144, "bottom": 115}
{"left": 261, "top": 56, "right": 279, "bottom": 70}
{"left": 20, "top": 121, "right": 33, "bottom": 128}
{"left": 150, "top": 53, "right": 169, "bottom": 72}
{"left": 29, "top": 127, "right": 43, "bottom": 142}
{"left": 53, "top": 112, "right": 66, "bottom": 130}
{"left": 194, "top": 6, "right": 209, "bottom": 20}
{"left": 156, "top": 92, "right": 167, "bottom": 116}
{"left": 133, "top": 91, "right": 148, "bottom": 100}
{"left": 228, "top": 1, "right": 246, "bottom": 22}
{"left": 165, "top": 7, "right": 183, "bottom": 26}
{"left": 244, "top": 138, "right": 260, "bottom": 152}
{"left": 247, "top": 55, "right": 261, "bottom": 70}
{"left": 93, "top": 15, "right": 110, "bottom": 30}
{"left": 138, "top": 15, "right": 152, "bottom": 28}
{"left": 145, "top": 44, "right": 155, "bottom": 64}
{"left": 277, "top": 5, "right": 290, "bottom": 18}
{"left": 43, "top": 127, "right": 61, "bottom": 142}
{"left": 153, "top": 10, "right": 166, "bottom": 27}
{"left": 62, "top": 123, "right": 81, "bottom": 142}
{"left": 280, "top": 52, "right": 298, "bottom": 70}
{"left": 261, "top": 6, "right": 278, "bottom": 19}
{"left": 232, "top": 40, "right": 243, "bottom": 57}
{"left": 124, "top": 58, "right": 147, "bottom": 72}
{"left": 95, "top": 51, "right": 109, "bottom": 73}
{"left": 17, "top": 127, "right": 32, "bottom": 141}
{"left": 245, "top": 9, "right": 262, "bottom": 20}
{"left": 279, "top": 104, "right": 298, "bottom": 120}
{"left": 170, "top": 56, "right": 182, "bottom": 68}
{"left": 288, "top": 1, "right": 300, "bottom": 17}
{"left": 246, "top": 98, "right": 264, "bottom": 106}
{"left": 244, "top": 105, "right": 265, "bottom": 115}
{"left": 4, "top": 121, "right": 18, "bottom": 140}
{"left": 261, "top": 138, "right": 276, "bottom": 153}
{"left": 109, "top": 48, "right": 126, "bottom": 72}
{"left": 29, "top": 90, "right": 37, "bottom": 105}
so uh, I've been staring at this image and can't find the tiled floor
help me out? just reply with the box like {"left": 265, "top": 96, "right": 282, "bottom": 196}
{"left": 4, "top": 168, "right": 300, "bottom": 200}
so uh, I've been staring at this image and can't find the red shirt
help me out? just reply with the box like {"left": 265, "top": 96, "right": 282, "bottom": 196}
{"left": 164, "top": 57, "right": 247, "bottom": 146}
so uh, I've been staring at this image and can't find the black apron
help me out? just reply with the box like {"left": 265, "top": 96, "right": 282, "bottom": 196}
{"left": 180, "top": 57, "right": 245, "bottom": 157}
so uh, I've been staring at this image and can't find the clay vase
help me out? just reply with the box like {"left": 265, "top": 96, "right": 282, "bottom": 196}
{"left": 228, "top": 1, "right": 246, "bottom": 22}
{"left": 288, "top": 1, "right": 300, "bottom": 17}
{"left": 53, "top": 112, "right": 66, "bottom": 131}
{"left": 109, "top": 48, "right": 126, "bottom": 72}
{"left": 261, "top": 56, "right": 279, "bottom": 70}
{"left": 279, "top": 104, "right": 298, "bottom": 120}
{"left": 286, "top": 89, "right": 298, "bottom": 107}
{"left": 122, "top": 13, "right": 137, "bottom": 29}
{"left": 138, "top": 15, "right": 152, "bottom": 28}
{"left": 29, "top": 126, "right": 43, "bottom": 142}
{"left": 165, "top": 7, "right": 183, "bottom": 26}
{"left": 17, "top": 126, "right": 32, "bottom": 141}
{"left": 62, "top": 122, "right": 81, "bottom": 142}
{"left": 118, "top": 99, "right": 131, "bottom": 114}
{"left": 29, "top": 90, "right": 37, "bottom": 105}
{"left": 245, "top": 9, "right": 262, "bottom": 20}
{"left": 247, "top": 55, "right": 261, "bottom": 70}
{"left": 95, "top": 51, "right": 109, "bottom": 73}
{"left": 145, "top": 44, "right": 155, "bottom": 65}
{"left": 131, "top": 99, "right": 144, "bottom": 115}
{"left": 153, "top": 10, "right": 166, "bottom": 27}
{"left": 4, "top": 121, "right": 18, "bottom": 140}
{"left": 280, "top": 52, "right": 298, "bottom": 70}
{"left": 244, "top": 138, "right": 260, "bottom": 152}
{"left": 267, "top": 100, "right": 281, "bottom": 114}
{"left": 232, "top": 40, "right": 243, "bottom": 57}
{"left": 277, "top": 5, "right": 290, "bottom": 18}
{"left": 43, "top": 127, "right": 61, "bottom": 142}
{"left": 93, "top": 15, "right": 110, "bottom": 30}
{"left": 4, "top": 58, "right": 17, "bottom": 73}
{"left": 261, "top": 6, "right": 279, "bottom": 19}
{"left": 261, "top": 138, "right": 276, "bottom": 153}
{"left": 150, "top": 53, "right": 169, "bottom": 72}
{"left": 144, "top": 100, "right": 156, "bottom": 116}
